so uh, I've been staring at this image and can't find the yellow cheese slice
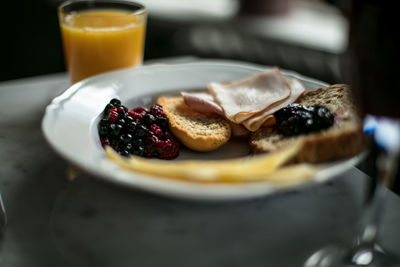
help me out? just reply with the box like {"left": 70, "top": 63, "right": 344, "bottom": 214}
{"left": 105, "top": 143, "right": 318, "bottom": 184}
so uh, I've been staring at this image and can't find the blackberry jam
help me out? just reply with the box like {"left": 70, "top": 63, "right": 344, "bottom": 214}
{"left": 98, "top": 98, "right": 180, "bottom": 159}
{"left": 274, "top": 103, "right": 334, "bottom": 137}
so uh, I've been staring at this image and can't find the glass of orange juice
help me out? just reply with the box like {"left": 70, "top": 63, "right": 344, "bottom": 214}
{"left": 58, "top": 0, "right": 147, "bottom": 83}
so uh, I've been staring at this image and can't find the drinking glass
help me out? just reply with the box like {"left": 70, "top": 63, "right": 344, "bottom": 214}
{"left": 58, "top": 0, "right": 147, "bottom": 83}
{"left": 304, "top": 1, "right": 400, "bottom": 266}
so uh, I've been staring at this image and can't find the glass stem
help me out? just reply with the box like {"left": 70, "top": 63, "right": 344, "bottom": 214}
{"left": 353, "top": 117, "right": 400, "bottom": 263}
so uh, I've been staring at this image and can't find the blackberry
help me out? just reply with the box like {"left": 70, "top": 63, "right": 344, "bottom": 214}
{"left": 126, "top": 121, "right": 137, "bottom": 133}
{"left": 134, "top": 124, "right": 148, "bottom": 138}
{"left": 132, "top": 146, "right": 145, "bottom": 156}
{"left": 156, "top": 117, "right": 168, "bottom": 130}
{"left": 124, "top": 143, "right": 133, "bottom": 151}
{"left": 99, "top": 125, "right": 108, "bottom": 137}
{"left": 110, "top": 137, "right": 119, "bottom": 147}
{"left": 103, "top": 103, "right": 115, "bottom": 113}
{"left": 110, "top": 98, "right": 121, "bottom": 107}
{"left": 111, "top": 124, "right": 123, "bottom": 136}
{"left": 119, "top": 149, "right": 130, "bottom": 157}
{"left": 143, "top": 113, "right": 156, "bottom": 126}
{"left": 119, "top": 134, "right": 133, "bottom": 144}
{"left": 99, "top": 118, "right": 109, "bottom": 127}
{"left": 98, "top": 99, "right": 180, "bottom": 159}
{"left": 125, "top": 115, "right": 134, "bottom": 124}
{"left": 117, "top": 118, "right": 126, "bottom": 126}
{"left": 132, "top": 138, "right": 144, "bottom": 147}
{"left": 274, "top": 104, "right": 334, "bottom": 137}
{"left": 274, "top": 103, "right": 304, "bottom": 122}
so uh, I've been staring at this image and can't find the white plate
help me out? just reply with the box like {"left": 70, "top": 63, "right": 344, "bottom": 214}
{"left": 42, "top": 60, "right": 362, "bottom": 201}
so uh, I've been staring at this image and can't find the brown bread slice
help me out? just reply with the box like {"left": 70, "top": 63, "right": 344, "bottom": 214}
{"left": 250, "top": 84, "right": 365, "bottom": 163}
{"left": 157, "top": 96, "right": 231, "bottom": 152}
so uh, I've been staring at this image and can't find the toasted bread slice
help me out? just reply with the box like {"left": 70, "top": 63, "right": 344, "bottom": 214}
{"left": 157, "top": 96, "right": 231, "bottom": 152}
{"left": 250, "top": 84, "right": 365, "bottom": 163}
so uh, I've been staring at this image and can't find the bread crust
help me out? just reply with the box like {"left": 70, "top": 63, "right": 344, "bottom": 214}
{"left": 157, "top": 96, "right": 231, "bottom": 152}
{"left": 250, "top": 84, "right": 365, "bottom": 163}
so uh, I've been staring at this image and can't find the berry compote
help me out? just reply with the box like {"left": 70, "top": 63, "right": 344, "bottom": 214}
{"left": 98, "top": 98, "right": 180, "bottom": 159}
{"left": 274, "top": 103, "right": 334, "bottom": 137}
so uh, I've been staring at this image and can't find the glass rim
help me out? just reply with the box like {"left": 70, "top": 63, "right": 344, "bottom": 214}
{"left": 59, "top": 0, "right": 146, "bottom": 16}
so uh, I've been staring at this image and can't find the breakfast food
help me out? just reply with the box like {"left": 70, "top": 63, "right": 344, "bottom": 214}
{"left": 105, "top": 142, "right": 318, "bottom": 183}
{"left": 250, "top": 84, "right": 365, "bottom": 163}
{"left": 182, "top": 67, "right": 306, "bottom": 132}
{"left": 180, "top": 91, "right": 224, "bottom": 116}
{"left": 98, "top": 70, "right": 364, "bottom": 185}
{"left": 157, "top": 96, "right": 231, "bottom": 152}
{"left": 208, "top": 67, "right": 291, "bottom": 123}
{"left": 240, "top": 78, "right": 306, "bottom": 131}
{"left": 98, "top": 99, "right": 180, "bottom": 159}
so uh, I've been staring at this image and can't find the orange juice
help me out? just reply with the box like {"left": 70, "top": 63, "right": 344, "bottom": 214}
{"left": 60, "top": 9, "right": 146, "bottom": 83}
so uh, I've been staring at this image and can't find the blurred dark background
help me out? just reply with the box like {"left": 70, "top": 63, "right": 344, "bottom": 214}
{"left": 1, "top": 0, "right": 349, "bottom": 83}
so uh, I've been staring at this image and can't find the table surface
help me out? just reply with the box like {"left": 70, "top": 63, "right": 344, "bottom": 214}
{"left": 0, "top": 63, "right": 399, "bottom": 267}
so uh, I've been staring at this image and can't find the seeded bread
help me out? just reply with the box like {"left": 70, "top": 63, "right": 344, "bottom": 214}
{"left": 157, "top": 96, "right": 231, "bottom": 152}
{"left": 250, "top": 84, "right": 365, "bottom": 163}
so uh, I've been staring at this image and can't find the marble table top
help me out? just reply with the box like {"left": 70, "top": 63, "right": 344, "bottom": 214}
{"left": 0, "top": 66, "right": 399, "bottom": 267}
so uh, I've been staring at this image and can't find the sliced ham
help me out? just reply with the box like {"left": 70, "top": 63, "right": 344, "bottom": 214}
{"left": 241, "top": 78, "right": 306, "bottom": 131}
{"left": 228, "top": 122, "right": 250, "bottom": 137}
{"left": 180, "top": 67, "right": 306, "bottom": 133}
{"left": 180, "top": 91, "right": 224, "bottom": 116}
{"left": 181, "top": 91, "right": 250, "bottom": 137}
{"left": 208, "top": 67, "right": 291, "bottom": 124}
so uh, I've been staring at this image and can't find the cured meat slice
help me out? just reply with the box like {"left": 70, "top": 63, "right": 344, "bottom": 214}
{"left": 208, "top": 68, "right": 291, "bottom": 124}
{"left": 181, "top": 91, "right": 250, "bottom": 137}
{"left": 241, "top": 78, "right": 306, "bottom": 131}
{"left": 180, "top": 68, "right": 306, "bottom": 133}
{"left": 180, "top": 91, "right": 224, "bottom": 116}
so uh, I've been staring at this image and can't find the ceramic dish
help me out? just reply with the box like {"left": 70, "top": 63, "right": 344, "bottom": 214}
{"left": 42, "top": 60, "right": 362, "bottom": 201}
